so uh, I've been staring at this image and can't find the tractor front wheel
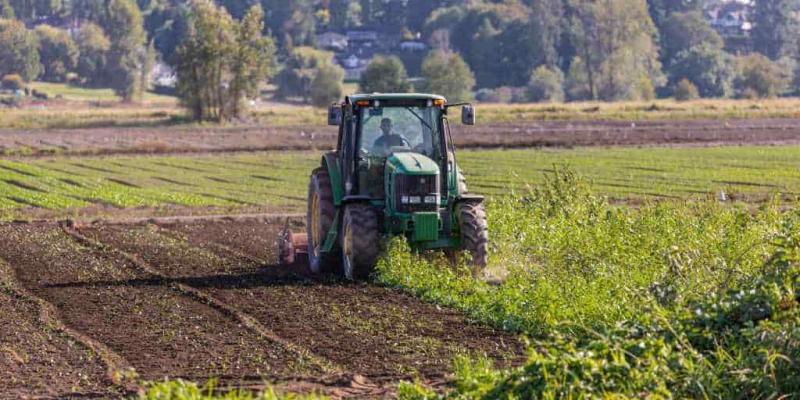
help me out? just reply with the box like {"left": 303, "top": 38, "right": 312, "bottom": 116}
{"left": 307, "top": 167, "right": 339, "bottom": 273}
{"left": 341, "top": 203, "right": 380, "bottom": 280}
{"left": 457, "top": 201, "right": 489, "bottom": 272}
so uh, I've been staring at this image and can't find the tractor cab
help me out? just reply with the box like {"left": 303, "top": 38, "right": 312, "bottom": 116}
{"left": 280, "top": 93, "right": 487, "bottom": 280}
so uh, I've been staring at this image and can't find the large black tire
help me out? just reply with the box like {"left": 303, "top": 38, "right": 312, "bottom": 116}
{"left": 341, "top": 203, "right": 380, "bottom": 280}
{"left": 307, "top": 167, "right": 339, "bottom": 273}
{"left": 457, "top": 201, "right": 489, "bottom": 271}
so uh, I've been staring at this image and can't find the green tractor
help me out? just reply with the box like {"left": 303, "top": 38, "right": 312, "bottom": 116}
{"left": 279, "top": 93, "right": 488, "bottom": 279}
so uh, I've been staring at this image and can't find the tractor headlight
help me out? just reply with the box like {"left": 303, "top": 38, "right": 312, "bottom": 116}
{"left": 409, "top": 196, "right": 422, "bottom": 204}
{"left": 401, "top": 196, "right": 409, "bottom": 204}
{"left": 424, "top": 195, "right": 438, "bottom": 204}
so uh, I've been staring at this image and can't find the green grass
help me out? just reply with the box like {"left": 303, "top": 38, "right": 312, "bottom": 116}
{"left": 376, "top": 170, "right": 800, "bottom": 398}
{"left": 4, "top": 93, "right": 800, "bottom": 130}
{"left": 28, "top": 81, "right": 176, "bottom": 103}
{"left": 139, "top": 379, "right": 327, "bottom": 399}
{"left": 459, "top": 146, "right": 800, "bottom": 202}
{"left": 0, "top": 145, "right": 797, "bottom": 218}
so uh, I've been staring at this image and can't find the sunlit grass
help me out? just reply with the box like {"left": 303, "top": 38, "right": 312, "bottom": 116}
{"left": 0, "top": 145, "right": 797, "bottom": 218}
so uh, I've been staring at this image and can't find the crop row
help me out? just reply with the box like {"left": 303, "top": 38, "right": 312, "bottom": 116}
{"left": 0, "top": 145, "right": 796, "bottom": 218}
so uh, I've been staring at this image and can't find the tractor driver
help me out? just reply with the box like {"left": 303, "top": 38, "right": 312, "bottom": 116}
{"left": 372, "top": 118, "right": 408, "bottom": 154}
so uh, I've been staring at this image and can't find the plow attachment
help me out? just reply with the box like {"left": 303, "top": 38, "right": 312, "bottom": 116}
{"left": 278, "top": 220, "right": 308, "bottom": 265}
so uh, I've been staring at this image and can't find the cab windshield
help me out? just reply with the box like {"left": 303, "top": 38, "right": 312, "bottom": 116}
{"left": 358, "top": 106, "right": 443, "bottom": 160}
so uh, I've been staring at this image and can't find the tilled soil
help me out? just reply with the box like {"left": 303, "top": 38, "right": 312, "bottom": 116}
{"left": 3, "top": 118, "right": 800, "bottom": 157}
{"left": 0, "top": 218, "right": 525, "bottom": 399}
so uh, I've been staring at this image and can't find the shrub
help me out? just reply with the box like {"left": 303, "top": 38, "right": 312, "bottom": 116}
{"left": 735, "top": 53, "right": 791, "bottom": 98}
{"left": 419, "top": 50, "right": 475, "bottom": 102}
{"left": 673, "top": 78, "right": 700, "bottom": 101}
{"left": 1, "top": 73, "right": 24, "bottom": 90}
{"left": 358, "top": 56, "right": 411, "bottom": 93}
{"left": 475, "top": 87, "right": 512, "bottom": 103}
{"left": 526, "top": 66, "right": 564, "bottom": 102}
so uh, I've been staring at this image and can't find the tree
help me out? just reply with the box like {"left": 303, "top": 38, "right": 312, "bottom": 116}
{"left": 527, "top": 65, "right": 565, "bottom": 102}
{"left": 567, "top": 0, "right": 665, "bottom": 101}
{"left": 310, "top": 62, "right": 344, "bottom": 107}
{"left": 1, "top": 0, "right": 14, "bottom": 18}
{"left": 34, "top": 25, "right": 79, "bottom": 82}
{"left": 734, "top": 53, "right": 791, "bottom": 98}
{"left": 75, "top": 22, "right": 110, "bottom": 85}
{"left": 275, "top": 47, "right": 343, "bottom": 104}
{"left": 176, "top": 2, "right": 276, "bottom": 121}
{"left": 660, "top": 11, "right": 723, "bottom": 66}
{"left": 645, "top": 0, "right": 703, "bottom": 29}
{"left": 752, "top": 0, "right": 800, "bottom": 60}
{"left": 424, "top": 2, "right": 544, "bottom": 88}
{"left": 228, "top": 4, "right": 276, "bottom": 117}
{"left": 0, "top": 18, "right": 40, "bottom": 81}
{"left": 103, "top": 0, "right": 148, "bottom": 102}
{"left": 359, "top": 56, "right": 411, "bottom": 93}
{"left": 261, "top": 0, "right": 317, "bottom": 48}
{"left": 419, "top": 50, "right": 475, "bottom": 102}
{"left": 668, "top": 43, "right": 734, "bottom": 98}
{"left": 9, "top": 0, "right": 61, "bottom": 20}
{"left": 673, "top": 78, "right": 699, "bottom": 101}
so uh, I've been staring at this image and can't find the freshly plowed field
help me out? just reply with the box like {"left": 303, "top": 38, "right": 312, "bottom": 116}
{"left": 3, "top": 118, "right": 800, "bottom": 157}
{"left": 0, "top": 218, "right": 524, "bottom": 399}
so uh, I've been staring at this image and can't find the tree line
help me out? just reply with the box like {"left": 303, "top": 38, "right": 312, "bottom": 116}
{"left": 1, "top": 0, "right": 149, "bottom": 101}
{"left": 2, "top": 0, "right": 800, "bottom": 121}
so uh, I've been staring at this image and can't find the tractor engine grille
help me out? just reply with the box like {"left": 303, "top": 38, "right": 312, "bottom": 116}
{"left": 394, "top": 174, "right": 439, "bottom": 213}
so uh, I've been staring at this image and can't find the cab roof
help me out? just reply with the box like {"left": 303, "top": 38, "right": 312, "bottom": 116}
{"left": 346, "top": 93, "right": 446, "bottom": 104}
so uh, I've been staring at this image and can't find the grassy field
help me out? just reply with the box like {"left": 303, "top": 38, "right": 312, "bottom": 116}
{"left": 3, "top": 82, "right": 800, "bottom": 130}
{"left": 0, "top": 145, "right": 796, "bottom": 219}
{"left": 378, "top": 171, "right": 800, "bottom": 398}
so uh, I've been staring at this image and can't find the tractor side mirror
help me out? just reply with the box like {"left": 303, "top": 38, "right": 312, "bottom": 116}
{"left": 328, "top": 105, "right": 343, "bottom": 126}
{"left": 461, "top": 104, "right": 476, "bottom": 125}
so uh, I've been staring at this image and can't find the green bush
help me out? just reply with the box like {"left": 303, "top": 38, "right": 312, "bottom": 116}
{"left": 1, "top": 73, "right": 24, "bottom": 90}
{"left": 674, "top": 78, "right": 700, "bottom": 101}
{"left": 735, "top": 53, "right": 791, "bottom": 98}
{"left": 526, "top": 66, "right": 564, "bottom": 102}
{"left": 359, "top": 56, "right": 412, "bottom": 93}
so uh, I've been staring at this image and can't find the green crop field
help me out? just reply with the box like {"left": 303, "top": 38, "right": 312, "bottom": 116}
{"left": 0, "top": 145, "right": 797, "bottom": 219}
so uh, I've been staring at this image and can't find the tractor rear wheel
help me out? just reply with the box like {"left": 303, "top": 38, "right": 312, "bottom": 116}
{"left": 307, "top": 167, "right": 339, "bottom": 273}
{"left": 457, "top": 201, "right": 489, "bottom": 272}
{"left": 341, "top": 203, "right": 380, "bottom": 280}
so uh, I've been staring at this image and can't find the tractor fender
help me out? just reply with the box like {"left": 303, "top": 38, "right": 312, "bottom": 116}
{"left": 321, "top": 152, "right": 344, "bottom": 206}
{"left": 453, "top": 194, "right": 484, "bottom": 205}
{"left": 341, "top": 195, "right": 372, "bottom": 204}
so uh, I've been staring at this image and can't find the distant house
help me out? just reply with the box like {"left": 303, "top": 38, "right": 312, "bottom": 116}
{"left": 399, "top": 40, "right": 427, "bottom": 52}
{"left": 346, "top": 30, "right": 378, "bottom": 43}
{"left": 316, "top": 32, "right": 348, "bottom": 52}
{"left": 151, "top": 62, "right": 176, "bottom": 87}
{"left": 704, "top": 0, "right": 753, "bottom": 53}
{"left": 705, "top": 0, "right": 752, "bottom": 38}
{"left": 337, "top": 54, "right": 369, "bottom": 81}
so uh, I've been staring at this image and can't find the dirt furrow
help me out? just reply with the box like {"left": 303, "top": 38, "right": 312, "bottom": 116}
{"left": 64, "top": 225, "right": 340, "bottom": 375}
{"left": 79, "top": 220, "right": 526, "bottom": 384}
{"left": 0, "top": 259, "right": 115, "bottom": 399}
{"left": 0, "top": 224, "right": 320, "bottom": 390}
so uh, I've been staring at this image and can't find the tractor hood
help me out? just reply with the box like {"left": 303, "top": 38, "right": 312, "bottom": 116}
{"left": 387, "top": 152, "right": 440, "bottom": 175}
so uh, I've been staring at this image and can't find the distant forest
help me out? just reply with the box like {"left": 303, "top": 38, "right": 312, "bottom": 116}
{"left": 1, "top": 0, "right": 799, "bottom": 105}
